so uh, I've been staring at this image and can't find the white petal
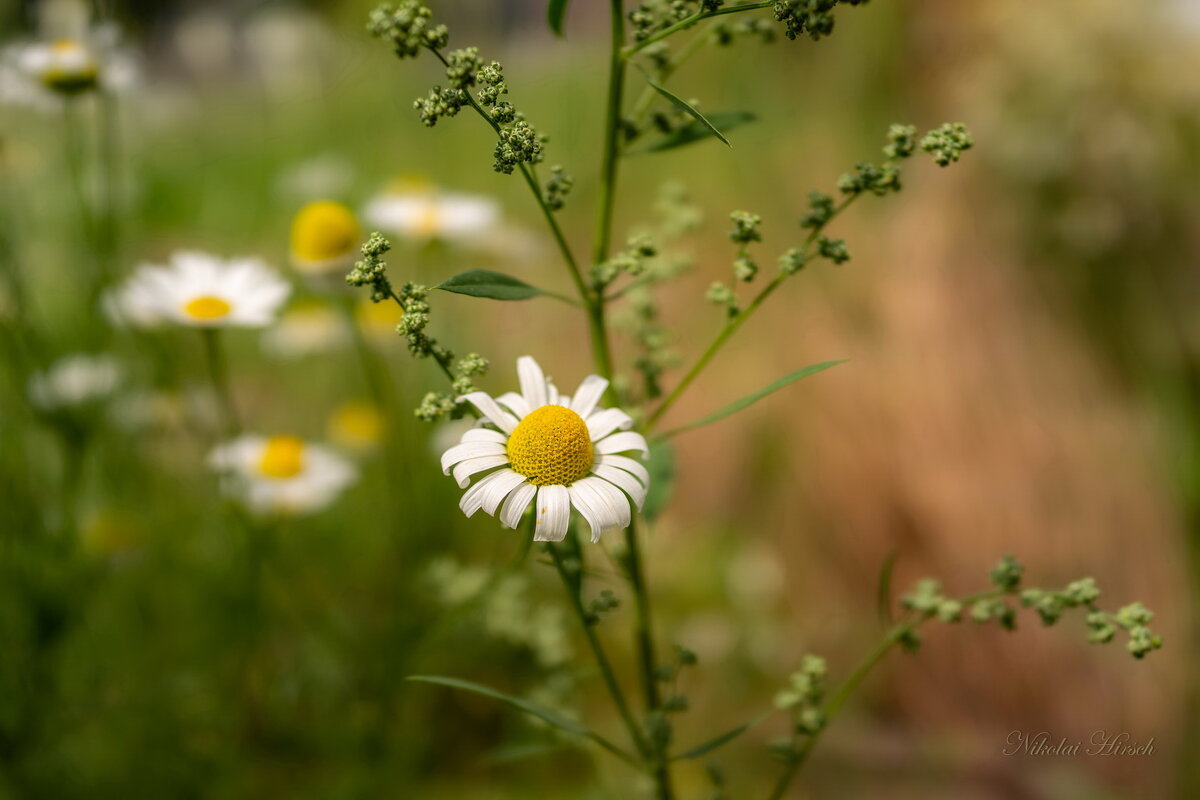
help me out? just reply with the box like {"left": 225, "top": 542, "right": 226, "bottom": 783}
{"left": 461, "top": 428, "right": 508, "bottom": 445}
{"left": 591, "top": 477, "right": 632, "bottom": 531}
{"left": 480, "top": 469, "right": 527, "bottom": 515}
{"left": 459, "top": 468, "right": 522, "bottom": 517}
{"left": 592, "top": 464, "right": 647, "bottom": 510}
{"left": 595, "top": 431, "right": 650, "bottom": 458}
{"left": 458, "top": 392, "right": 519, "bottom": 434}
{"left": 569, "top": 477, "right": 627, "bottom": 542}
{"left": 499, "top": 481, "right": 536, "bottom": 529}
{"left": 533, "top": 484, "right": 570, "bottom": 542}
{"left": 598, "top": 454, "right": 650, "bottom": 487}
{"left": 495, "top": 391, "right": 531, "bottom": 420}
{"left": 586, "top": 408, "right": 633, "bottom": 441}
{"left": 451, "top": 454, "right": 510, "bottom": 488}
{"left": 441, "top": 441, "right": 507, "bottom": 474}
{"left": 517, "top": 356, "right": 547, "bottom": 409}
{"left": 569, "top": 375, "right": 608, "bottom": 418}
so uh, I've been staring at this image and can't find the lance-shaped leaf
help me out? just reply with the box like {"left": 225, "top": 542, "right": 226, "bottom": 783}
{"left": 638, "top": 68, "right": 733, "bottom": 147}
{"left": 436, "top": 269, "right": 544, "bottom": 301}
{"left": 547, "top": 0, "right": 571, "bottom": 36}
{"left": 407, "top": 675, "right": 636, "bottom": 764}
{"left": 632, "top": 111, "right": 758, "bottom": 155}
{"left": 641, "top": 441, "right": 676, "bottom": 522}
{"left": 672, "top": 712, "right": 771, "bottom": 761}
{"left": 659, "top": 360, "right": 847, "bottom": 438}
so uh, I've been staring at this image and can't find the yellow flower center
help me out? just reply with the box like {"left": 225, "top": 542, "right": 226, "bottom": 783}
{"left": 327, "top": 401, "right": 384, "bottom": 451}
{"left": 507, "top": 405, "right": 594, "bottom": 487}
{"left": 182, "top": 295, "right": 232, "bottom": 320}
{"left": 257, "top": 435, "right": 306, "bottom": 479}
{"left": 290, "top": 201, "right": 361, "bottom": 268}
{"left": 42, "top": 40, "right": 98, "bottom": 93}
{"left": 414, "top": 201, "right": 441, "bottom": 236}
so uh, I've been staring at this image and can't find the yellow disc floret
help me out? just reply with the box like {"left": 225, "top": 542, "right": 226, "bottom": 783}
{"left": 257, "top": 435, "right": 306, "bottom": 479}
{"left": 507, "top": 405, "right": 594, "bottom": 487}
{"left": 41, "top": 40, "right": 98, "bottom": 94}
{"left": 183, "top": 295, "right": 232, "bottom": 320}
{"left": 290, "top": 201, "right": 361, "bottom": 269}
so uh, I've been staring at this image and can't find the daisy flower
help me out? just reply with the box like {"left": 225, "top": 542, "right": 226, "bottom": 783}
{"left": 260, "top": 301, "right": 350, "bottom": 359}
{"left": 326, "top": 401, "right": 385, "bottom": 454}
{"left": 2, "top": 23, "right": 137, "bottom": 106}
{"left": 28, "top": 353, "right": 122, "bottom": 412}
{"left": 363, "top": 180, "right": 499, "bottom": 243}
{"left": 107, "top": 251, "right": 290, "bottom": 329}
{"left": 209, "top": 434, "right": 357, "bottom": 516}
{"left": 440, "top": 356, "right": 650, "bottom": 543}
{"left": 289, "top": 200, "right": 361, "bottom": 275}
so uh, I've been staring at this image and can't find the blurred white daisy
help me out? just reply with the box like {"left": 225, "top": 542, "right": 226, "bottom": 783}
{"left": 209, "top": 434, "right": 357, "bottom": 516}
{"left": 261, "top": 301, "right": 350, "bottom": 359}
{"left": 1, "top": 22, "right": 138, "bottom": 107}
{"left": 107, "top": 251, "right": 290, "bottom": 329}
{"left": 289, "top": 200, "right": 361, "bottom": 275}
{"left": 326, "top": 401, "right": 385, "bottom": 454}
{"left": 363, "top": 181, "right": 499, "bottom": 243}
{"left": 28, "top": 353, "right": 122, "bottom": 412}
{"left": 441, "top": 356, "right": 650, "bottom": 542}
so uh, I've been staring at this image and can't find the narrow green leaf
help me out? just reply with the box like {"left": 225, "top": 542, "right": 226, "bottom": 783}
{"left": 641, "top": 441, "right": 676, "bottom": 522}
{"left": 638, "top": 69, "right": 732, "bottom": 147}
{"left": 409, "top": 675, "right": 638, "bottom": 766}
{"left": 408, "top": 675, "right": 589, "bottom": 735}
{"left": 435, "top": 269, "right": 543, "bottom": 301}
{"left": 673, "top": 712, "right": 770, "bottom": 761}
{"left": 876, "top": 551, "right": 897, "bottom": 626}
{"left": 660, "top": 360, "right": 848, "bottom": 438}
{"left": 633, "top": 111, "right": 758, "bottom": 155}
{"left": 547, "top": 0, "right": 571, "bottom": 36}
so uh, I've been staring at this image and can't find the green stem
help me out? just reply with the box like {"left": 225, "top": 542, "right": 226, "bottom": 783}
{"left": 200, "top": 329, "right": 240, "bottom": 437}
{"left": 765, "top": 589, "right": 1006, "bottom": 799}
{"left": 647, "top": 195, "right": 861, "bottom": 429}
{"left": 622, "top": 1, "right": 774, "bottom": 58}
{"left": 548, "top": 538, "right": 651, "bottom": 760}
{"left": 385, "top": 289, "right": 457, "bottom": 384}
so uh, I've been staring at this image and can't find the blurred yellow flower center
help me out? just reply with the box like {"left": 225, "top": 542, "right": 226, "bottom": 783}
{"left": 414, "top": 201, "right": 441, "bottom": 235}
{"left": 507, "top": 406, "right": 593, "bottom": 487}
{"left": 290, "top": 201, "right": 361, "bottom": 266}
{"left": 258, "top": 435, "right": 306, "bottom": 479}
{"left": 42, "top": 40, "right": 98, "bottom": 92}
{"left": 328, "top": 402, "right": 384, "bottom": 450}
{"left": 183, "top": 295, "right": 232, "bottom": 320}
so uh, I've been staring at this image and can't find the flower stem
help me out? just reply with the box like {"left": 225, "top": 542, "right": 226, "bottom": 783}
{"left": 621, "top": 1, "right": 774, "bottom": 58}
{"left": 647, "top": 195, "right": 861, "bottom": 430}
{"left": 765, "top": 588, "right": 1006, "bottom": 798}
{"left": 200, "top": 328, "right": 240, "bottom": 438}
{"left": 547, "top": 538, "right": 651, "bottom": 760}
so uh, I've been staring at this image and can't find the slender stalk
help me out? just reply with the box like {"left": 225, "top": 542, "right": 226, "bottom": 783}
{"left": 765, "top": 589, "right": 1006, "bottom": 799}
{"left": 622, "top": 1, "right": 774, "bottom": 58}
{"left": 548, "top": 538, "right": 651, "bottom": 759}
{"left": 647, "top": 195, "right": 861, "bottom": 429}
{"left": 200, "top": 329, "right": 240, "bottom": 437}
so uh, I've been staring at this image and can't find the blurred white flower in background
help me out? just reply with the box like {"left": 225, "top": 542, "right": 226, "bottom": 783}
{"left": 261, "top": 301, "right": 351, "bottom": 360}
{"left": 107, "top": 251, "right": 291, "bottom": 329}
{"left": 363, "top": 180, "right": 500, "bottom": 244}
{"left": 209, "top": 434, "right": 357, "bottom": 517}
{"left": 275, "top": 154, "right": 357, "bottom": 204}
{"left": 28, "top": 353, "right": 122, "bottom": 412}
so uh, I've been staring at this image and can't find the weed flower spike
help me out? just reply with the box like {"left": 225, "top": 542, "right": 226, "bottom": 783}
{"left": 442, "top": 356, "right": 649, "bottom": 541}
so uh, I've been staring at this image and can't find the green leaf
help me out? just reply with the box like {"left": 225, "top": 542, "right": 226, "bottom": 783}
{"left": 435, "top": 270, "right": 543, "bottom": 301}
{"left": 660, "top": 360, "right": 847, "bottom": 438}
{"left": 408, "top": 675, "right": 588, "bottom": 735}
{"left": 547, "top": 0, "right": 571, "bottom": 36}
{"left": 633, "top": 111, "right": 758, "bottom": 155}
{"left": 408, "top": 675, "right": 638, "bottom": 765}
{"left": 876, "top": 551, "right": 897, "bottom": 626}
{"left": 672, "top": 712, "right": 770, "bottom": 761}
{"left": 642, "top": 441, "right": 676, "bottom": 522}
{"left": 638, "top": 68, "right": 732, "bottom": 147}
